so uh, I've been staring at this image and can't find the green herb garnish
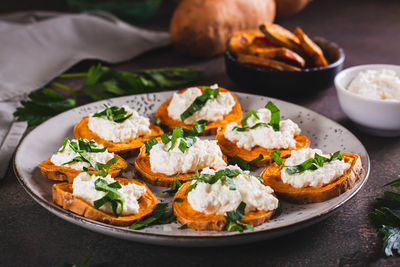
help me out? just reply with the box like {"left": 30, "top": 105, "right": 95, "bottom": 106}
{"left": 142, "top": 138, "right": 158, "bottom": 155}
{"left": 129, "top": 203, "right": 176, "bottom": 230}
{"left": 180, "top": 86, "right": 220, "bottom": 122}
{"left": 271, "top": 150, "right": 343, "bottom": 175}
{"left": 92, "top": 105, "right": 132, "bottom": 123}
{"left": 58, "top": 137, "right": 69, "bottom": 153}
{"left": 14, "top": 64, "right": 202, "bottom": 126}
{"left": 228, "top": 154, "right": 264, "bottom": 171}
{"left": 174, "top": 198, "right": 183, "bottom": 203}
{"left": 369, "top": 175, "right": 400, "bottom": 256}
{"left": 225, "top": 202, "right": 254, "bottom": 232}
{"left": 93, "top": 178, "right": 123, "bottom": 217}
{"left": 233, "top": 101, "right": 281, "bottom": 132}
{"left": 185, "top": 166, "right": 242, "bottom": 195}
{"left": 163, "top": 174, "right": 182, "bottom": 195}
{"left": 178, "top": 224, "right": 188, "bottom": 230}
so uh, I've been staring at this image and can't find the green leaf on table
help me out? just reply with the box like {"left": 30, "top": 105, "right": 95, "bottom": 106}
{"left": 163, "top": 174, "right": 182, "bottom": 195}
{"left": 13, "top": 88, "right": 76, "bottom": 126}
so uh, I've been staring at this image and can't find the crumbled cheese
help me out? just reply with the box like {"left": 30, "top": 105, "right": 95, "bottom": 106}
{"left": 224, "top": 108, "right": 301, "bottom": 150}
{"left": 50, "top": 139, "right": 114, "bottom": 170}
{"left": 73, "top": 172, "right": 146, "bottom": 215}
{"left": 149, "top": 137, "right": 226, "bottom": 176}
{"left": 187, "top": 166, "right": 278, "bottom": 215}
{"left": 348, "top": 69, "right": 400, "bottom": 101}
{"left": 281, "top": 148, "right": 351, "bottom": 188}
{"left": 167, "top": 85, "right": 235, "bottom": 124}
{"left": 88, "top": 105, "right": 151, "bottom": 142}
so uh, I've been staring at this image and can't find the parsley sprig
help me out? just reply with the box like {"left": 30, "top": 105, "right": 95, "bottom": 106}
{"left": 185, "top": 166, "right": 242, "bottom": 195}
{"left": 180, "top": 86, "right": 220, "bottom": 122}
{"left": 225, "top": 202, "right": 254, "bottom": 232}
{"left": 233, "top": 101, "right": 281, "bottom": 132}
{"left": 369, "top": 175, "right": 400, "bottom": 256}
{"left": 142, "top": 120, "right": 207, "bottom": 154}
{"left": 271, "top": 150, "right": 343, "bottom": 175}
{"left": 228, "top": 154, "right": 264, "bottom": 171}
{"left": 92, "top": 105, "right": 133, "bottom": 123}
{"left": 129, "top": 203, "right": 176, "bottom": 230}
{"left": 93, "top": 178, "right": 124, "bottom": 217}
{"left": 14, "top": 64, "right": 202, "bottom": 126}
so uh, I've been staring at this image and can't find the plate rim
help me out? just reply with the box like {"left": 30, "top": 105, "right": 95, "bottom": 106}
{"left": 13, "top": 90, "right": 371, "bottom": 244}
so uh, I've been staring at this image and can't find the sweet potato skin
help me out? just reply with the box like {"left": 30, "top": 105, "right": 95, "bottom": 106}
{"left": 155, "top": 86, "right": 242, "bottom": 135}
{"left": 216, "top": 127, "right": 310, "bottom": 167}
{"left": 260, "top": 153, "right": 362, "bottom": 204}
{"left": 74, "top": 117, "right": 163, "bottom": 155}
{"left": 275, "top": 0, "right": 309, "bottom": 18}
{"left": 170, "top": 0, "right": 276, "bottom": 57}
{"left": 38, "top": 155, "right": 127, "bottom": 183}
{"left": 52, "top": 178, "right": 158, "bottom": 226}
{"left": 173, "top": 182, "right": 275, "bottom": 231}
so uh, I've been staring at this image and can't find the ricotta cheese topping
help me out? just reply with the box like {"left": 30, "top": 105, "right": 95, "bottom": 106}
{"left": 167, "top": 85, "right": 235, "bottom": 124}
{"left": 224, "top": 108, "right": 301, "bottom": 150}
{"left": 73, "top": 172, "right": 146, "bottom": 215}
{"left": 347, "top": 69, "right": 400, "bottom": 101}
{"left": 149, "top": 137, "right": 226, "bottom": 176}
{"left": 50, "top": 139, "right": 115, "bottom": 170}
{"left": 281, "top": 148, "right": 351, "bottom": 188}
{"left": 88, "top": 105, "right": 151, "bottom": 142}
{"left": 187, "top": 166, "right": 278, "bottom": 215}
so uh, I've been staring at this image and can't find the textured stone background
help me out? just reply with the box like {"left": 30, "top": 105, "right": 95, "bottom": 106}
{"left": 1, "top": 0, "right": 400, "bottom": 266}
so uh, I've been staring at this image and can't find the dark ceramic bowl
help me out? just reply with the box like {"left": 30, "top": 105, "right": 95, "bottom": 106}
{"left": 225, "top": 38, "right": 345, "bottom": 97}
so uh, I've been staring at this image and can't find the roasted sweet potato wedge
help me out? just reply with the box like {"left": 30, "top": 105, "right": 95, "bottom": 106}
{"left": 173, "top": 182, "right": 275, "bottom": 231}
{"left": 260, "top": 23, "right": 303, "bottom": 55}
{"left": 216, "top": 127, "right": 310, "bottom": 167}
{"left": 294, "top": 27, "right": 328, "bottom": 67}
{"left": 260, "top": 153, "right": 362, "bottom": 204}
{"left": 52, "top": 178, "right": 158, "bottom": 226}
{"left": 248, "top": 47, "right": 306, "bottom": 67}
{"left": 156, "top": 87, "right": 242, "bottom": 135}
{"left": 237, "top": 53, "right": 301, "bottom": 71}
{"left": 38, "top": 155, "right": 127, "bottom": 183}
{"left": 135, "top": 145, "right": 227, "bottom": 187}
{"left": 74, "top": 117, "right": 163, "bottom": 155}
{"left": 228, "top": 31, "right": 267, "bottom": 54}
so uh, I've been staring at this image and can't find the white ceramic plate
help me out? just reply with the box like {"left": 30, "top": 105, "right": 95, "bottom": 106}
{"left": 14, "top": 91, "right": 370, "bottom": 247}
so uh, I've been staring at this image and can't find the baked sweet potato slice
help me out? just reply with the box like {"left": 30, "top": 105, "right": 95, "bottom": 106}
{"left": 134, "top": 145, "right": 227, "bottom": 187}
{"left": 173, "top": 182, "right": 275, "bottom": 231}
{"left": 260, "top": 23, "right": 303, "bottom": 55}
{"left": 294, "top": 27, "right": 328, "bottom": 67}
{"left": 74, "top": 117, "right": 163, "bottom": 155}
{"left": 260, "top": 153, "right": 362, "bottom": 204}
{"left": 237, "top": 53, "right": 301, "bottom": 71}
{"left": 228, "top": 31, "right": 270, "bottom": 54}
{"left": 156, "top": 87, "right": 242, "bottom": 135}
{"left": 248, "top": 46, "right": 306, "bottom": 67}
{"left": 52, "top": 178, "right": 158, "bottom": 226}
{"left": 38, "top": 155, "right": 127, "bottom": 183}
{"left": 216, "top": 127, "right": 310, "bottom": 167}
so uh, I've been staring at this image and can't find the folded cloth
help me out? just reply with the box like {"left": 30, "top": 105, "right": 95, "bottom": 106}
{"left": 0, "top": 11, "right": 170, "bottom": 149}
{"left": 0, "top": 11, "right": 170, "bottom": 101}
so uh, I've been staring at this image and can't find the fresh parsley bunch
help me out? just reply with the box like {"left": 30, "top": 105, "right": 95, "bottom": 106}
{"left": 14, "top": 64, "right": 202, "bottom": 126}
{"left": 369, "top": 176, "right": 400, "bottom": 256}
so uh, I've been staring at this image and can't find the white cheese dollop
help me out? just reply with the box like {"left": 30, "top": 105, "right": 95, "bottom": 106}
{"left": 224, "top": 108, "right": 301, "bottom": 150}
{"left": 281, "top": 148, "right": 351, "bottom": 188}
{"left": 347, "top": 69, "right": 400, "bottom": 101}
{"left": 187, "top": 166, "right": 278, "bottom": 215}
{"left": 167, "top": 85, "right": 235, "bottom": 124}
{"left": 149, "top": 137, "right": 226, "bottom": 176}
{"left": 73, "top": 172, "right": 146, "bottom": 216}
{"left": 50, "top": 139, "right": 115, "bottom": 170}
{"left": 88, "top": 105, "right": 151, "bottom": 142}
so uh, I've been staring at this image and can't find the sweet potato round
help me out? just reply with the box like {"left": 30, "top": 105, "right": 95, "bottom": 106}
{"left": 170, "top": 0, "right": 276, "bottom": 57}
{"left": 52, "top": 178, "right": 158, "bottom": 226}
{"left": 173, "top": 182, "right": 275, "bottom": 231}
{"left": 260, "top": 153, "right": 362, "bottom": 204}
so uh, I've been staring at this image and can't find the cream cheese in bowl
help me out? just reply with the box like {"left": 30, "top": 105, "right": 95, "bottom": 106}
{"left": 335, "top": 64, "right": 400, "bottom": 136}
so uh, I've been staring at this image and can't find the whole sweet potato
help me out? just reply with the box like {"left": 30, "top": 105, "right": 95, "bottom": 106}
{"left": 275, "top": 0, "right": 309, "bottom": 18}
{"left": 170, "top": 0, "right": 276, "bottom": 57}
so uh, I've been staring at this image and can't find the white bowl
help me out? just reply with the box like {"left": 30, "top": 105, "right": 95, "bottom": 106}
{"left": 335, "top": 64, "right": 400, "bottom": 137}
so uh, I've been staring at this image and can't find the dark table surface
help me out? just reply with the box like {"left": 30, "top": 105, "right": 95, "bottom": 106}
{"left": 1, "top": 0, "right": 400, "bottom": 266}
